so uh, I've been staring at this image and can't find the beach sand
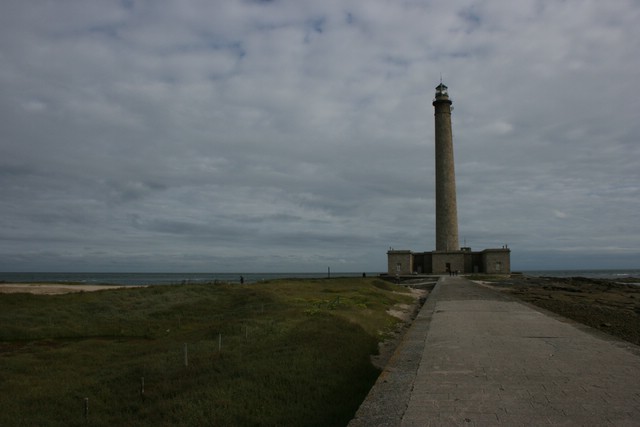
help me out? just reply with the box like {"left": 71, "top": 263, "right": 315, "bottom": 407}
{"left": 0, "top": 283, "right": 126, "bottom": 295}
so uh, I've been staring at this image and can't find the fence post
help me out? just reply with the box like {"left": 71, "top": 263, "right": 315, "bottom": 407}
{"left": 83, "top": 397, "right": 89, "bottom": 422}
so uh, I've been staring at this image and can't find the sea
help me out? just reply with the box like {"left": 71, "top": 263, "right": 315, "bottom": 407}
{"left": 0, "top": 271, "right": 372, "bottom": 286}
{"left": 0, "top": 269, "right": 639, "bottom": 286}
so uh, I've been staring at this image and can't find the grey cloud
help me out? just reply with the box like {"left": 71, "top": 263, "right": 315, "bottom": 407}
{"left": 1, "top": 0, "right": 639, "bottom": 272}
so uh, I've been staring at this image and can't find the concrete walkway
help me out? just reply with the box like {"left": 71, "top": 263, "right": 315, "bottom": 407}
{"left": 350, "top": 276, "right": 640, "bottom": 426}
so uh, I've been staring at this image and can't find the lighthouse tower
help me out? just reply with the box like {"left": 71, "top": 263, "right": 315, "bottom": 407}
{"left": 433, "top": 83, "right": 459, "bottom": 251}
{"left": 385, "top": 82, "right": 511, "bottom": 276}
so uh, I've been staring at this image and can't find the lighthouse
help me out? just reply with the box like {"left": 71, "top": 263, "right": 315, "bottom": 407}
{"left": 385, "top": 82, "right": 510, "bottom": 276}
{"left": 433, "top": 83, "right": 459, "bottom": 251}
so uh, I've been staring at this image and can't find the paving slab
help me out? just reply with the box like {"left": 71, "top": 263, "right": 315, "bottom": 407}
{"left": 350, "top": 276, "right": 640, "bottom": 426}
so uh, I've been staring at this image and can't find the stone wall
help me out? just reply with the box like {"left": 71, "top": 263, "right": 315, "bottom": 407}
{"left": 387, "top": 250, "right": 413, "bottom": 275}
{"left": 482, "top": 249, "right": 511, "bottom": 274}
{"left": 386, "top": 248, "right": 511, "bottom": 275}
{"left": 432, "top": 252, "right": 465, "bottom": 274}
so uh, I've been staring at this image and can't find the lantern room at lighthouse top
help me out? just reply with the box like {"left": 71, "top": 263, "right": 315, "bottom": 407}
{"left": 434, "top": 83, "right": 450, "bottom": 101}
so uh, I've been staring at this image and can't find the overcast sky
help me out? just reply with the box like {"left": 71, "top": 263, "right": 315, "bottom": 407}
{"left": 1, "top": 0, "right": 638, "bottom": 273}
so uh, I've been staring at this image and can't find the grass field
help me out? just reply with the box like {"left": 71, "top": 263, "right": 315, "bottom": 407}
{"left": 0, "top": 277, "right": 414, "bottom": 426}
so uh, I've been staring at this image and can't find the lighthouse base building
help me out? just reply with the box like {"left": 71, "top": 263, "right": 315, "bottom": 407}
{"left": 387, "top": 247, "right": 511, "bottom": 276}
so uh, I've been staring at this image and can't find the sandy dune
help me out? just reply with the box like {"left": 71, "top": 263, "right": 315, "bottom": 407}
{"left": 0, "top": 283, "right": 126, "bottom": 295}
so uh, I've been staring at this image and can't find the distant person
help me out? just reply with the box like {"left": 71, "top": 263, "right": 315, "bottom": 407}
{"left": 240, "top": 275, "right": 244, "bottom": 284}
{"left": 362, "top": 272, "right": 366, "bottom": 278}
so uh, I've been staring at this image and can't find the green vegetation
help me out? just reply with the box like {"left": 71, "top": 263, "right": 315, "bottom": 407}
{"left": 0, "top": 278, "right": 413, "bottom": 426}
